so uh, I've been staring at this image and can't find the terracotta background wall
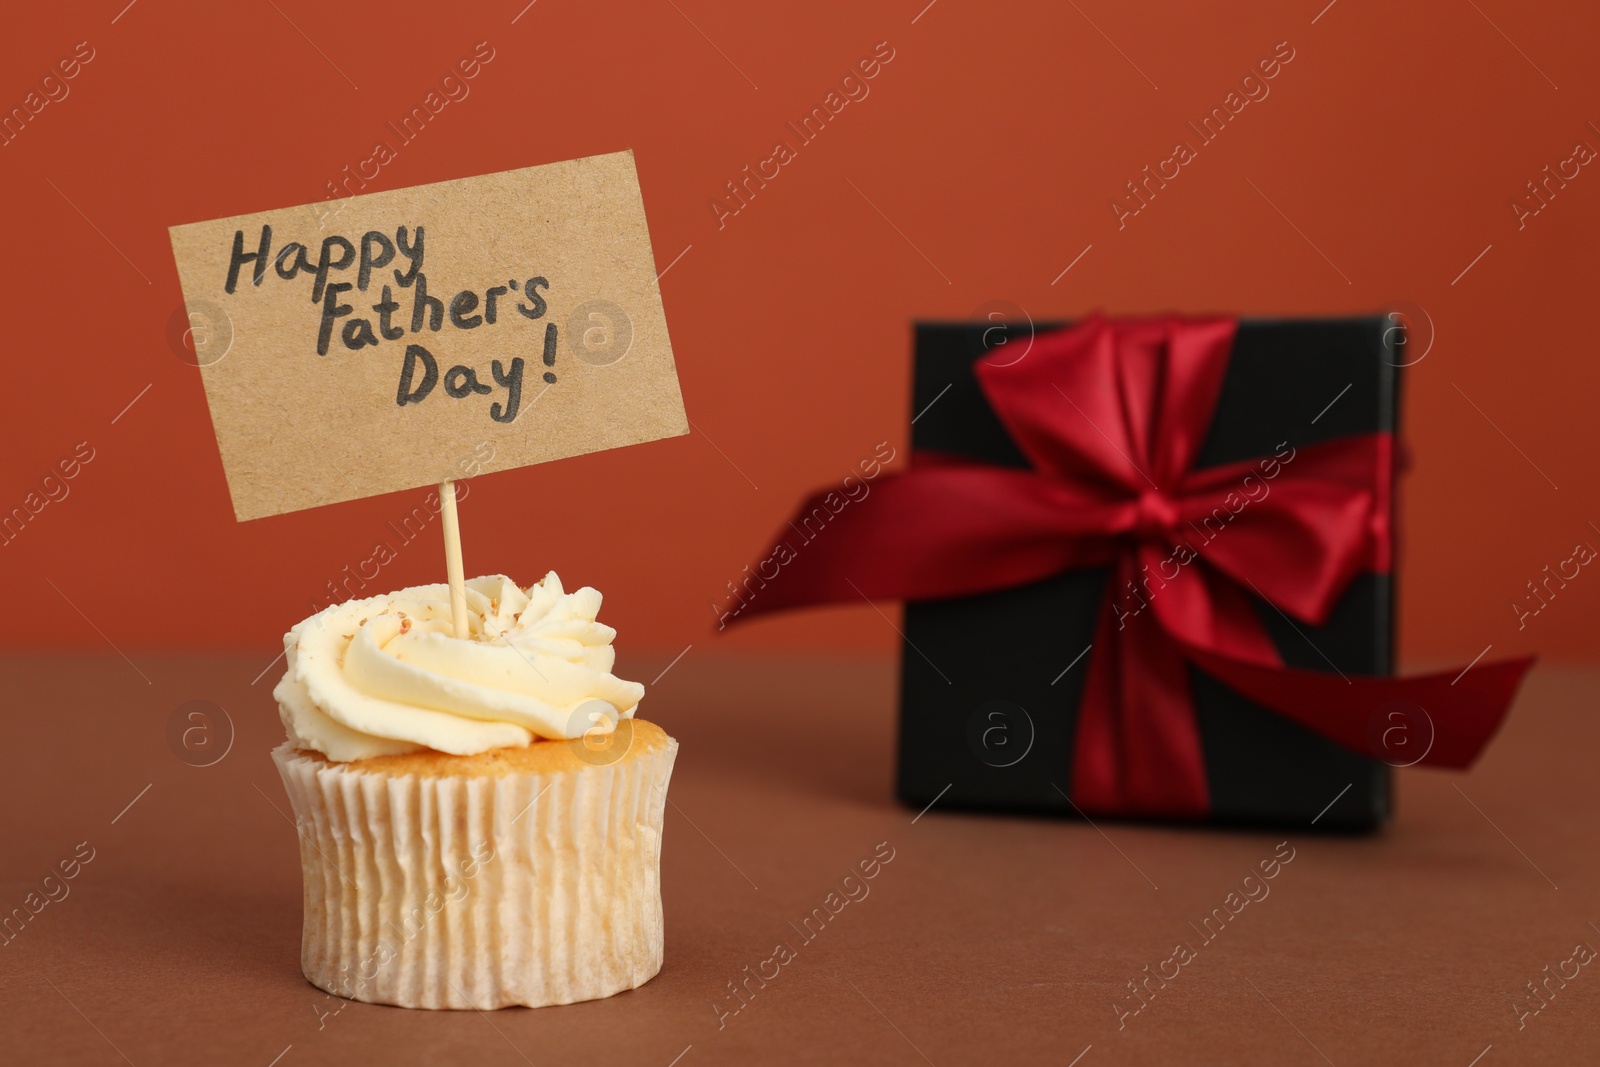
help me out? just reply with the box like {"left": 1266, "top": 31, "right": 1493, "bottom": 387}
{"left": 1, "top": 0, "right": 1595, "bottom": 663}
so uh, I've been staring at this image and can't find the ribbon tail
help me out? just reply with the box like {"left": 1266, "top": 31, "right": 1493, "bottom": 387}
{"left": 1181, "top": 646, "right": 1536, "bottom": 770}
{"left": 722, "top": 465, "right": 1122, "bottom": 624}
{"left": 1072, "top": 558, "right": 1209, "bottom": 817}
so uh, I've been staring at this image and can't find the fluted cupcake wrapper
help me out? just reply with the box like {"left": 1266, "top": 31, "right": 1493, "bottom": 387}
{"left": 271, "top": 738, "right": 676, "bottom": 1009}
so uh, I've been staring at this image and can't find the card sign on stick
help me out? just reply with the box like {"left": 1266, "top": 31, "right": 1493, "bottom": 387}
{"left": 169, "top": 150, "right": 688, "bottom": 523}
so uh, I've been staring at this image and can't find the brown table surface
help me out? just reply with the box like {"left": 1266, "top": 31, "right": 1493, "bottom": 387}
{"left": 2, "top": 652, "right": 1595, "bottom": 1066}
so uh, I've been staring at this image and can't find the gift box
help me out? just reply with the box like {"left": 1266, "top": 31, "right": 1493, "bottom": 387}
{"left": 898, "top": 317, "right": 1398, "bottom": 829}
{"left": 729, "top": 314, "right": 1530, "bottom": 831}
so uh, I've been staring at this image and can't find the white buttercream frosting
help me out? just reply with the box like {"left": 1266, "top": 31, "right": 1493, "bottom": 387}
{"left": 273, "top": 573, "right": 645, "bottom": 762}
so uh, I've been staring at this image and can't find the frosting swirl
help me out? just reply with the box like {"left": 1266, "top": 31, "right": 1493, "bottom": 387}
{"left": 273, "top": 572, "right": 645, "bottom": 762}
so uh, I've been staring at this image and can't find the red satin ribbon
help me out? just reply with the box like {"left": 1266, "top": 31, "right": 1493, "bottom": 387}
{"left": 728, "top": 315, "right": 1533, "bottom": 817}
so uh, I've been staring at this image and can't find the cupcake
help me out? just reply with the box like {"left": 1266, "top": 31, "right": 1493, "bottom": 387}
{"left": 270, "top": 572, "right": 677, "bottom": 1010}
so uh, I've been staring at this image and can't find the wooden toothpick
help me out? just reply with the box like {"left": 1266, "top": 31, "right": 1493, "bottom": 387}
{"left": 438, "top": 480, "right": 469, "bottom": 639}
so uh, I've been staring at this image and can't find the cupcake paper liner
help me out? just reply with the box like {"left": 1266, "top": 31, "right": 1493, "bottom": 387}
{"left": 272, "top": 736, "right": 676, "bottom": 1009}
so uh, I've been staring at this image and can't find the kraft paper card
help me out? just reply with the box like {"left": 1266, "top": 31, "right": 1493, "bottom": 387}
{"left": 169, "top": 150, "right": 686, "bottom": 521}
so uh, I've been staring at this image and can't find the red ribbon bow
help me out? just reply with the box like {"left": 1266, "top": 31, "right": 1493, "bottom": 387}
{"left": 728, "top": 315, "right": 1533, "bottom": 817}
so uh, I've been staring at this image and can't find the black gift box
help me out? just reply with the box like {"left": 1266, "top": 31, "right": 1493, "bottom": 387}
{"left": 897, "top": 317, "right": 1403, "bottom": 830}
